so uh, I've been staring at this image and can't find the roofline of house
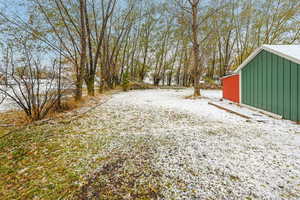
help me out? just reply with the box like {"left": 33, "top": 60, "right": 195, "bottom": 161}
{"left": 234, "top": 45, "right": 300, "bottom": 73}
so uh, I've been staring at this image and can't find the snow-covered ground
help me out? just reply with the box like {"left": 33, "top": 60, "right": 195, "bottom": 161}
{"left": 0, "top": 97, "right": 15, "bottom": 112}
{"left": 113, "top": 89, "right": 299, "bottom": 134}
{"left": 76, "top": 88, "right": 300, "bottom": 199}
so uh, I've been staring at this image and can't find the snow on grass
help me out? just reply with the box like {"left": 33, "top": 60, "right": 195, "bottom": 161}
{"left": 92, "top": 88, "right": 300, "bottom": 199}
{"left": 2, "top": 87, "right": 298, "bottom": 199}
{"left": 111, "top": 88, "right": 299, "bottom": 135}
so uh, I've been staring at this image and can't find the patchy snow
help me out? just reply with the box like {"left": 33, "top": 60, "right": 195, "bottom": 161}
{"left": 0, "top": 95, "right": 16, "bottom": 112}
{"left": 76, "top": 88, "right": 300, "bottom": 199}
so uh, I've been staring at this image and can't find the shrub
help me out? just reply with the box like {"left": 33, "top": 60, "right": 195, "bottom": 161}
{"left": 127, "top": 82, "right": 156, "bottom": 90}
{"left": 0, "top": 44, "right": 65, "bottom": 121}
{"left": 121, "top": 71, "right": 130, "bottom": 91}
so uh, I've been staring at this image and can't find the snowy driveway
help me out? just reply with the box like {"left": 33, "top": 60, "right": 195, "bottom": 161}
{"left": 77, "top": 89, "right": 300, "bottom": 199}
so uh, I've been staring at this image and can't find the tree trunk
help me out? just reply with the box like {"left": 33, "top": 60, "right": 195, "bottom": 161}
{"left": 75, "top": 64, "right": 84, "bottom": 101}
{"left": 76, "top": 0, "right": 87, "bottom": 101}
{"left": 84, "top": 0, "right": 95, "bottom": 96}
{"left": 86, "top": 77, "right": 95, "bottom": 96}
{"left": 189, "top": 0, "right": 201, "bottom": 97}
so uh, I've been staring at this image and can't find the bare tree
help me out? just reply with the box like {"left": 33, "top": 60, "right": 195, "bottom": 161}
{"left": 76, "top": 0, "right": 87, "bottom": 100}
{"left": 188, "top": 0, "right": 201, "bottom": 96}
{"left": 84, "top": 0, "right": 117, "bottom": 95}
{"left": 1, "top": 0, "right": 299, "bottom": 95}
{"left": 0, "top": 44, "right": 64, "bottom": 121}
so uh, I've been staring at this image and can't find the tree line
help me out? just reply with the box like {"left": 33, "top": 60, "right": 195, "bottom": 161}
{"left": 0, "top": 0, "right": 299, "bottom": 119}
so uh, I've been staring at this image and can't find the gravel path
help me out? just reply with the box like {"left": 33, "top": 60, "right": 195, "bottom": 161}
{"left": 77, "top": 89, "right": 300, "bottom": 199}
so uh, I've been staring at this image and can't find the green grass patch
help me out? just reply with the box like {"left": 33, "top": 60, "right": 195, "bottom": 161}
{"left": 0, "top": 121, "right": 113, "bottom": 199}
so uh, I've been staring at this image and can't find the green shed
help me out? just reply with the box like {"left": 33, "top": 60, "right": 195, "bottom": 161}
{"left": 235, "top": 45, "right": 300, "bottom": 122}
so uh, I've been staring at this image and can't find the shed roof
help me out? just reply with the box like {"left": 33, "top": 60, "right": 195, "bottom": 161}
{"left": 235, "top": 45, "right": 300, "bottom": 73}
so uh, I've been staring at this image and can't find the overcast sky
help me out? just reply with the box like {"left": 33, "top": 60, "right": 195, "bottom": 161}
{"left": 0, "top": 0, "right": 28, "bottom": 18}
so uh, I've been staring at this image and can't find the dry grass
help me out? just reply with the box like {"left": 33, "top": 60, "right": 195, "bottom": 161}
{"left": 0, "top": 111, "right": 30, "bottom": 137}
{"left": 0, "top": 120, "right": 114, "bottom": 199}
{"left": 0, "top": 87, "right": 123, "bottom": 139}
{"left": 0, "top": 88, "right": 158, "bottom": 199}
{"left": 0, "top": 110, "right": 30, "bottom": 126}
{"left": 0, "top": 92, "right": 117, "bottom": 199}
{"left": 184, "top": 94, "right": 208, "bottom": 100}
{"left": 159, "top": 86, "right": 188, "bottom": 90}
{"left": 0, "top": 100, "right": 82, "bottom": 138}
{"left": 0, "top": 92, "right": 107, "bottom": 125}
{"left": 128, "top": 81, "right": 156, "bottom": 90}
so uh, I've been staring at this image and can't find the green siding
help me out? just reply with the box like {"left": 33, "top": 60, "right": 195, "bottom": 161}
{"left": 249, "top": 61, "right": 252, "bottom": 105}
{"left": 241, "top": 50, "right": 300, "bottom": 121}
{"left": 262, "top": 51, "right": 267, "bottom": 110}
{"left": 291, "top": 63, "right": 298, "bottom": 121}
{"left": 247, "top": 66, "right": 250, "bottom": 104}
{"left": 258, "top": 54, "right": 263, "bottom": 108}
{"left": 277, "top": 56, "right": 284, "bottom": 116}
{"left": 267, "top": 52, "right": 272, "bottom": 111}
{"left": 298, "top": 64, "right": 300, "bottom": 121}
{"left": 283, "top": 60, "right": 291, "bottom": 119}
{"left": 253, "top": 58, "right": 258, "bottom": 107}
{"left": 271, "top": 54, "right": 277, "bottom": 113}
{"left": 242, "top": 69, "right": 246, "bottom": 104}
